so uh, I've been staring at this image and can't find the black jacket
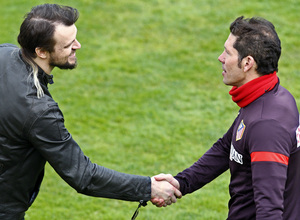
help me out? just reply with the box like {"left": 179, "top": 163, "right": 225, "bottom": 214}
{"left": 0, "top": 44, "right": 151, "bottom": 219}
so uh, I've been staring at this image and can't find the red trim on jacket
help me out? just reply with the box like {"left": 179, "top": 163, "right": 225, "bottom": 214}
{"left": 251, "top": 151, "right": 289, "bottom": 165}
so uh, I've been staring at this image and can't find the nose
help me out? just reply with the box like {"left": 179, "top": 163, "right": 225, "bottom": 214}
{"left": 73, "top": 39, "right": 81, "bottom": 49}
{"left": 218, "top": 51, "right": 225, "bottom": 63}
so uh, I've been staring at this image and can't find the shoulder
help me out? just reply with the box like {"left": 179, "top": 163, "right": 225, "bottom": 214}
{"left": 264, "top": 85, "right": 298, "bottom": 119}
{"left": 247, "top": 84, "right": 298, "bottom": 121}
{"left": 28, "top": 95, "right": 59, "bottom": 115}
{"left": 242, "top": 85, "right": 299, "bottom": 137}
{"left": 0, "top": 44, "right": 20, "bottom": 62}
{"left": 0, "top": 43, "right": 19, "bottom": 52}
{"left": 0, "top": 43, "right": 18, "bottom": 48}
{"left": 275, "top": 85, "right": 296, "bottom": 100}
{"left": 23, "top": 95, "right": 62, "bottom": 132}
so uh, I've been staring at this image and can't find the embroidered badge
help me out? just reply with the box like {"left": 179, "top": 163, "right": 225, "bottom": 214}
{"left": 236, "top": 120, "right": 246, "bottom": 141}
{"left": 296, "top": 124, "right": 300, "bottom": 148}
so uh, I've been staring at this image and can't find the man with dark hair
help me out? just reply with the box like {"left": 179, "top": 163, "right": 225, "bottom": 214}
{"left": 152, "top": 16, "right": 300, "bottom": 219}
{"left": 0, "top": 4, "right": 181, "bottom": 219}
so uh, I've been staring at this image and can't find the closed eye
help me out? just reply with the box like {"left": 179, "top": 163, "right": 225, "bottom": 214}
{"left": 64, "top": 40, "right": 75, "bottom": 48}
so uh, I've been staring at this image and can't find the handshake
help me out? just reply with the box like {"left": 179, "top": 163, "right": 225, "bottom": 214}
{"left": 150, "top": 173, "right": 182, "bottom": 207}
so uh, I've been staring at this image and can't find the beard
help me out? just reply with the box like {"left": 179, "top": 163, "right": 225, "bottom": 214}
{"left": 49, "top": 51, "right": 78, "bottom": 70}
{"left": 53, "top": 60, "right": 77, "bottom": 70}
{"left": 49, "top": 59, "right": 77, "bottom": 70}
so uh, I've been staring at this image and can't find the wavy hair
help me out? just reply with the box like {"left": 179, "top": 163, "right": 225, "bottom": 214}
{"left": 230, "top": 16, "right": 281, "bottom": 75}
{"left": 17, "top": 4, "right": 79, "bottom": 98}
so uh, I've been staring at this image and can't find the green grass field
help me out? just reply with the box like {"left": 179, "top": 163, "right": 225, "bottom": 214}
{"left": 1, "top": 0, "right": 300, "bottom": 219}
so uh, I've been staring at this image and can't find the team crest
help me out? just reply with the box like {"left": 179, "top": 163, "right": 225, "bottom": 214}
{"left": 296, "top": 124, "right": 300, "bottom": 148}
{"left": 236, "top": 120, "right": 246, "bottom": 141}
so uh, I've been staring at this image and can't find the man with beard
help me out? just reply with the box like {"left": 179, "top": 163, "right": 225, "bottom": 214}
{"left": 0, "top": 4, "right": 181, "bottom": 219}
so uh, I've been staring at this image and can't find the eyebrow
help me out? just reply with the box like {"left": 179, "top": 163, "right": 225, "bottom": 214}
{"left": 64, "top": 39, "right": 76, "bottom": 48}
{"left": 224, "top": 46, "right": 230, "bottom": 54}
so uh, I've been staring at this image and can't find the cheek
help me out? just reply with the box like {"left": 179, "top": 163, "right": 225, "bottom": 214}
{"left": 224, "top": 61, "right": 231, "bottom": 72}
{"left": 225, "top": 58, "right": 237, "bottom": 70}
{"left": 58, "top": 48, "right": 72, "bottom": 57}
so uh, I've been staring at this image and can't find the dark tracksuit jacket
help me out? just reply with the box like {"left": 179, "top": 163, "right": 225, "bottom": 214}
{"left": 175, "top": 82, "right": 300, "bottom": 219}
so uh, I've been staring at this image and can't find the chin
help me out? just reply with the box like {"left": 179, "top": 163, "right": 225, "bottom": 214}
{"left": 57, "top": 62, "right": 77, "bottom": 70}
{"left": 223, "top": 80, "right": 232, "bottom": 86}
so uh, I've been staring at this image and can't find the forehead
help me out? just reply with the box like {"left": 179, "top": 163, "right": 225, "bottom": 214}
{"left": 224, "top": 33, "right": 237, "bottom": 49}
{"left": 53, "top": 24, "right": 77, "bottom": 46}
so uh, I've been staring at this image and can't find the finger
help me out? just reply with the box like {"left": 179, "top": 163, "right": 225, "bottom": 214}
{"left": 153, "top": 201, "right": 164, "bottom": 208}
{"left": 156, "top": 203, "right": 164, "bottom": 208}
{"left": 157, "top": 200, "right": 166, "bottom": 207}
{"left": 170, "top": 195, "right": 177, "bottom": 204}
{"left": 151, "top": 198, "right": 160, "bottom": 203}
{"left": 174, "top": 187, "right": 182, "bottom": 198}
{"left": 165, "top": 199, "right": 172, "bottom": 206}
{"left": 151, "top": 198, "right": 165, "bottom": 206}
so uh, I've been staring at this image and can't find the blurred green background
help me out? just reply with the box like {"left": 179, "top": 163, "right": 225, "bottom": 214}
{"left": 1, "top": 0, "right": 300, "bottom": 219}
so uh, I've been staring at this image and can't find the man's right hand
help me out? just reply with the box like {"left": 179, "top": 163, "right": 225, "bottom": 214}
{"left": 150, "top": 173, "right": 182, "bottom": 207}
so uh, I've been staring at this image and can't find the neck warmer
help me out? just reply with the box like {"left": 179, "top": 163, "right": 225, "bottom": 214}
{"left": 229, "top": 71, "right": 278, "bottom": 108}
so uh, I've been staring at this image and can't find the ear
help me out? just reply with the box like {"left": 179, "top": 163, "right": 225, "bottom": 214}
{"left": 242, "top": 56, "right": 256, "bottom": 72}
{"left": 35, "top": 47, "right": 48, "bottom": 59}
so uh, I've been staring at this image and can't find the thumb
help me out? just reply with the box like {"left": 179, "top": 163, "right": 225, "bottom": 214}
{"left": 154, "top": 173, "right": 173, "bottom": 182}
{"left": 154, "top": 174, "right": 180, "bottom": 190}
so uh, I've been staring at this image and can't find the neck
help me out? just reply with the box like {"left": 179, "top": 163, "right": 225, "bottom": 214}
{"left": 32, "top": 57, "right": 53, "bottom": 75}
{"left": 240, "top": 72, "right": 261, "bottom": 88}
{"left": 229, "top": 71, "right": 278, "bottom": 107}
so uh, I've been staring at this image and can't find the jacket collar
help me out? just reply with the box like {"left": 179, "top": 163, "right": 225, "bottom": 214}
{"left": 37, "top": 67, "right": 54, "bottom": 86}
{"left": 19, "top": 49, "right": 54, "bottom": 86}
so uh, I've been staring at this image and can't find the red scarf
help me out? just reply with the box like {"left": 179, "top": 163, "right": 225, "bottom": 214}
{"left": 229, "top": 71, "right": 278, "bottom": 108}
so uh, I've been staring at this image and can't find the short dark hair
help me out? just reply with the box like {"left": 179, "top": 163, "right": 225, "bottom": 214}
{"left": 230, "top": 16, "right": 281, "bottom": 75}
{"left": 17, "top": 4, "right": 79, "bottom": 59}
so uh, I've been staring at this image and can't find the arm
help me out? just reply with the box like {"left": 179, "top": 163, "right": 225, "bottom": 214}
{"left": 150, "top": 131, "right": 232, "bottom": 206}
{"left": 151, "top": 122, "right": 235, "bottom": 208}
{"left": 174, "top": 124, "right": 233, "bottom": 195}
{"left": 248, "top": 120, "right": 292, "bottom": 219}
{"left": 27, "top": 104, "right": 151, "bottom": 202}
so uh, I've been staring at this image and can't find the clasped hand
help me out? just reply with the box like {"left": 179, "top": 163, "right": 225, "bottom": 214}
{"left": 151, "top": 173, "right": 182, "bottom": 207}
